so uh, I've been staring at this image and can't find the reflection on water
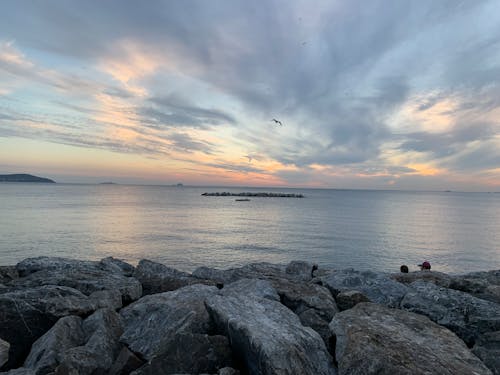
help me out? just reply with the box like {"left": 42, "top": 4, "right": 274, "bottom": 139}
{"left": 0, "top": 184, "right": 499, "bottom": 273}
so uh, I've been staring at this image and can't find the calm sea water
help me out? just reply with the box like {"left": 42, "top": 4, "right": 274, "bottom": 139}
{"left": 0, "top": 183, "right": 499, "bottom": 274}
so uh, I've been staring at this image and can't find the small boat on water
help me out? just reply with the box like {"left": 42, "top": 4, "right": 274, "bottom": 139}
{"left": 235, "top": 198, "right": 251, "bottom": 202}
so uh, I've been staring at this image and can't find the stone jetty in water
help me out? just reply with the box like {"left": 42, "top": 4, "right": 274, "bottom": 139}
{"left": 202, "top": 192, "right": 304, "bottom": 198}
{"left": 1, "top": 257, "right": 499, "bottom": 374}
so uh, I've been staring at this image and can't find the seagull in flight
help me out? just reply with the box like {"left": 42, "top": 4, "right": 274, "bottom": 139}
{"left": 272, "top": 118, "right": 283, "bottom": 126}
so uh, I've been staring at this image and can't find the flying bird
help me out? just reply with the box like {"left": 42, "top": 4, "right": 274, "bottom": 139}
{"left": 272, "top": 119, "right": 283, "bottom": 126}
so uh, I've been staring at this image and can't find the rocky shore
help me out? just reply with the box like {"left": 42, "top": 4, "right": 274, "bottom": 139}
{"left": 1, "top": 257, "right": 499, "bottom": 374}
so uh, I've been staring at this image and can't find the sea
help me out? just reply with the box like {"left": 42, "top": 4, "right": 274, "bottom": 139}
{"left": 1, "top": 183, "right": 499, "bottom": 274}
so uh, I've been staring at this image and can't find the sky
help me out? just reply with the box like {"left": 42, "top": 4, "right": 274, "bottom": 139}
{"left": 1, "top": 0, "right": 500, "bottom": 190}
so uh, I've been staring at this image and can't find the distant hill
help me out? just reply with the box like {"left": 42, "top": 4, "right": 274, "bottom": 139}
{"left": 0, "top": 174, "right": 55, "bottom": 183}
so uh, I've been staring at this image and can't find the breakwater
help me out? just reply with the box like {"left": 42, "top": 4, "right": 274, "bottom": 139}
{"left": 202, "top": 192, "right": 304, "bottom": 198}
{"left": 1, "top": 257, "right": 499, "bottom": 374}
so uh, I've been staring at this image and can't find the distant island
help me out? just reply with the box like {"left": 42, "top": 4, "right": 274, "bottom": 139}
{"left": 99, "top": 182, "right": 117, "bottom": 185}
{"left": 0, "top": 174, "right": 55, "bottom": 183}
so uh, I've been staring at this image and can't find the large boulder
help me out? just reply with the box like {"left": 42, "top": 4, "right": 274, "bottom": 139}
{"left": 315, "top": 269, "right": 409, "bottom": 308}
{"left": 391, "top": 271, "right": 452, "bottom": 288}
{"left": 392, "top": 270, "right": 500, "bottom": 304}
{"left": 220, "top": 276, "right": 338, "bottom": 351}
{"left": 220, "top": 278, "right": 280, "bottom": 301}
{"left": 193, "top": 261, "right": 318, "bottom": 285}
{"left": 270, "top": 278, "right": 338, "bottom": 349}
{"left": 472, "top": 331, "right": 500, "bottom": 375}
{"left": 22, "top": 308, "right": 122, "bottom": 375}
{"left": 1, "top": 338, "right": 10, "bottom": 368}
{"left": 133, "top": 259, "right": 213, "bottom": 295}
{"left": 335, "top": 290, "right": 370, "bottom": 311}
{"left": 0, "top": 286, "right": 97, "bottom": 368}
{"left": 57, "top": 308, "right": 123, "bottom": 374}
{"left": 23, "top": 315, "right": 85, "bottom": 374}
{"left": 400, "top": 280, "right": 500, "bottom": 346}
{"left": 130, "top": 333, "right": 233, "bottom": 375}
{"left": 205, "top": 293, "right": 336, "bottom": 375}
{"left": 108, "top": 347, "right": 144, "bottom": 375}
{"left": 14, "top": 257, "right": 142, "bottom": 305}
{"left": 120, "top": 284, "right": 218, "bottom": 361}
{"left": 448, "top": 270, "right": 500, "bottom": 304}
{"left": 0, "top": 266, "right": 18, "bottom": 284}
{"left": 330, "top": 302, "right": 493, "bottom": 375}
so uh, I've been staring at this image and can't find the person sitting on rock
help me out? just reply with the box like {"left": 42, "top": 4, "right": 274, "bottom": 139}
{"left": 400, "top": 265, "right": 409, "bottom": 273}
{"left": 418, "top": 261, "right": 431, "bottom": 270}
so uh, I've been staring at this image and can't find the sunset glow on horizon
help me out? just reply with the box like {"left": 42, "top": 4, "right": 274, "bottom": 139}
{"left": 1, "top": 1, "right": 500, "bottom": 190}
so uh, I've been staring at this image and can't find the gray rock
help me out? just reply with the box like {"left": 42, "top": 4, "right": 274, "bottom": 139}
{"left": 315, "top": 269, "right": 409, "bottom": 308}
{"left": 448, "top": 270, "right": 500, "bottom": 304}
{"left": 14, "top": 257, "right": 142, "bottom": 305}
{"left": 120, "top": 284, "right": 218, "bottom": 360}
{"left": 108, "top": 347, "right": 144, "bottom": 375}
{"left": 285, "top": 261, "right": 317, "bottom": 281}
{"left": 0, "top": 266, "right": 18, "bottom": 284}
{"left": 1, "top": 368, "right": 36, "bottom": 375}
{"left": 221, "top": 278, "right": 279, "bottom": 301}
{"left": 1, "top": 338, "right": 10, "bottom": 368}
{"left": 133, "top": 259, "right": 213, "bottom": 295}
{"left": 330, "top": 302, "right": 493, "bottom": 375}
{"left": 88, "top": 289, "right": 122, "bottom": 310}
{"left": 192, "top": 262, "right": 286, "bottom": 285}
{"left": 218, "top": 367, "right": 240, "bottom": 375}
{"left": 472, "top": 331, "right": 500, "bottom": 375}
{"left": 391, "top": 271, "right": 452, "bottom": 288}
{"left": 100, "top": 257, "right": 136, "bottom": 277}
{"left": 0, "top": 286, "right": 96, "bottom": 368}
{"left": 270, "top": 278, "right": 338, "bottom": 349}
{"left": 131, "top": 333, "right": 232, "bottom": 375}
{"left": 335, "top": 290, "right": 370, "bottom": 311}
{"left": 205, "top": 293, "right": 336, "bottom": 375}
{"left": 23, "top": 316, "right": 85, "bottom": 374}
{"left": 57, "top": 308, "right": 123, "bottom": 375}
{"left": 400, "top": 280, "right": 500, "bottom": 346}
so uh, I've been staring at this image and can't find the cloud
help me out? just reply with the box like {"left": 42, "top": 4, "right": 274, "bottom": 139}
{"left": 1, "top": 1, "right": 500, "bottom": 188}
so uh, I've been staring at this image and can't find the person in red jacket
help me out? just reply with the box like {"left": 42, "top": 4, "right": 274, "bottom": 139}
{"left": 418, "top": 261, "right": 431, "bottom": 270}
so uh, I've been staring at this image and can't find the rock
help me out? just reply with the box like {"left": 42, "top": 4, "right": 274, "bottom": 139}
{"left": 472, "top": 331, "right": 500, "bottom": 375}
{"left": 23, "top": 316, "right": 85, "bottom": 374}
{"left": 0, "top": 266, "right": 18, "bottom": 284}
{"left": 221, "top": 278, "right": 279, "bottom": 301}
{"left": 1, "top": 338, "right": 10, "bottom": 368}
{"left": 131, "top": 333, "right": 232, "bottom": 375}
{"left": 193, "top": 262, "right": 287, "bottom": 285}
{"left": 0, "top": 286, "right": 96, "bottom": 369}
{"left": 330, "top": 302, "right": 493, "bottom": 375}
{"left": 205, "top": 293, "right": 336, "bottom": 375}
{"left": 315, "top": 269, "right": 409, "bottom": 308}
{"left": 100, "top": 257, "right": 135, "bottom": 277}
{"left": 400, "top": 280, "right": 500, "bottom": 346}
{"left": 335, "top": 290, "right": 370, "bottom": 311}
{"left": 88, "top": 289, "right": 122, "bottom": 310}
{"left": 218, "top": 367, "right": 240, "bottom": 375}
{"left": 285, "top": 261, "right": 317, "bottom": 281}
{"left": 448, "top": 270, "right": 500, "bottom": 304}
{"left": 133, "top": 259, "right": 213, "bottom": 295}
{"left": 57, "top": 308, "right": 123, "bottom": 375}
{"left": 390, "top": 271, "right": 452, "bottom": 288}
{"left": 1, "top": 368, "right": 36, "bottom": 375}
{"left": 270, "top": 278, "right": 338, "bottom": 349}
{"left": 22, "top": 308, "right": 122, "bottom": 375}
{"left": 14, "top": 257, "right": 142, "bottom": 305}
{"left": 120, "top": 284, "right": 218, "bottom": 360}
{"left": 108, "top": 347, "right": 144, "bottom": 375}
